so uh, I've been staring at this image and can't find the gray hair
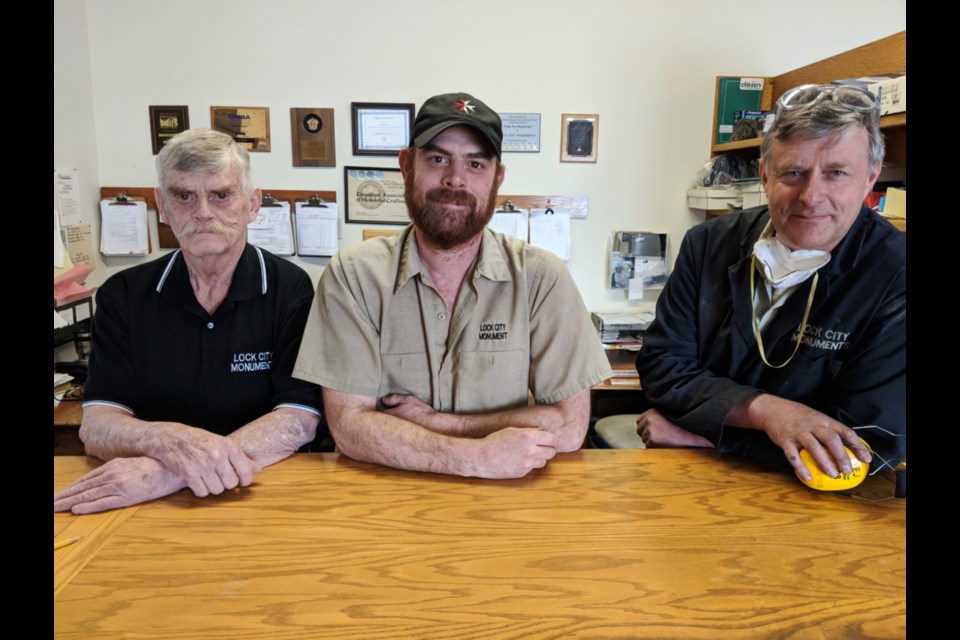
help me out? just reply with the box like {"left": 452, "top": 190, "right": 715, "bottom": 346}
{"left": 156, "top": 128, "right": 253, "bottom": 195}
{"left": 761, "top": 98, "right": 885, "bottom": 172}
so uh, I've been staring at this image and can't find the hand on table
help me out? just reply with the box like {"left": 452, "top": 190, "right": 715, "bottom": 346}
{"left": 471, "top": 427, "right": 558, "bottom": 479}
{"left": 636, "top": 408, "right": 714, "bottom": 449}
{"left": 739, "top": 394, "right": 872, "bottom": 481}
{"left": 147, "top": 425, "right": 261, "bottom": 497}
{"left": 53, "top": 456, "right": 184, "bottom": 514}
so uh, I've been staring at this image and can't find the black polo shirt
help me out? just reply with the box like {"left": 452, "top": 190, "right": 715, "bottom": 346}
{"left": 83, "top": 244, "right": 322, "bottom": 436}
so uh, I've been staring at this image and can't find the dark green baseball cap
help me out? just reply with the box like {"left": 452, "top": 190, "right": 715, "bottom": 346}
{"left": 410, "top": 92, "right": 503, "bottom": 158}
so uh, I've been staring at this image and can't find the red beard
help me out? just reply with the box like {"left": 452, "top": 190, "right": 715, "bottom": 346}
{"left": 404, "top": 165, "right": 499, "bottom": 250}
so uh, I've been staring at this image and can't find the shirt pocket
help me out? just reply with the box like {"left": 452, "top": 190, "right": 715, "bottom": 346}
{"left": 455, "top": 349, "right": 528, "bottom": 413}
{"left": 765, "top": 351, "right": 843, "bottom": 400}
{"left": 380, "top": 352, "right": 432, "bottom": 402}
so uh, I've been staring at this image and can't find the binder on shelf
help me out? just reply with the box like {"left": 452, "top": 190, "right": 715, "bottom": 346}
{"left": 715, "top": 77, "right": 764, "bottom": 145}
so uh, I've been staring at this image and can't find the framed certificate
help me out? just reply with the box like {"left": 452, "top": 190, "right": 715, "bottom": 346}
{"left": 351, "top": 103, "right": 414, "bottom": 156}
{"left": 149, "top": 105, "right": 189, "bottom": 155}
{"left": 561, "top": 113, "right": 599, "bottom": 163}
{"left": 210, "top": 106, "right": 271, "bottom": 152}
{"left": 344, "top": 166, "right": 409, "bottom": 225}
{"left": 500, "top": 113, "right": 541, "bottom": 153}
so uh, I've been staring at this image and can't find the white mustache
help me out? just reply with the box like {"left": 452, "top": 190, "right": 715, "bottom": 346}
{"left": 178, "top": 220, "right": 236, "bottom": 236}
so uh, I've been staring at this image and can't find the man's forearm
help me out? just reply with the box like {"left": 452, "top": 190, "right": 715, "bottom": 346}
{"left": 80, "top": 404, "right": 317, "bottom": 497}
{"left": 382, "top": 388, "right": 591, "bottom": 452}
{"left": 334, "top": 405, "right": 485, "bottom": 476}
{"left": 79, "top": 405, "right": 191, "bottom": 461}
{"left": 227, "top": 407, "right": 320, "bottom": 468}
{"left": 325, "top": 388, "right": 558, "bottom": 479}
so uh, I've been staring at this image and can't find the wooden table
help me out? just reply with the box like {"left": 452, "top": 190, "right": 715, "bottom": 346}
{"left": 54, "top": 450, "right": 905, "bottom": 639}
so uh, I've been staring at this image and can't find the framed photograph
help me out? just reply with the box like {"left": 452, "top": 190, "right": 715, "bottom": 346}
{"left": 351, "top": 102, "right": 415, "bottom": 156}
{"left": 290, "top": 107, "right": 336, "bottom": 167}
{"left": 344, "top": 166, "right": 409, "bottom": 225}
{"left": 148, "top": 105, "right": 189, "bottom": 155}
{"left": 210, "top": 106, "right": 271, "bottom": 152}
{"left": 500, "top": 113, "right": 541, "bottom": 153}
{"left": 560, "top": 113, "right": 599, "bottom": 163}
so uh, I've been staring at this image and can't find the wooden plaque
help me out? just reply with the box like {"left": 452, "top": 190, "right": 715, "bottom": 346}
{"left": 290, "top": 108, "right": 336, "bottom": 167}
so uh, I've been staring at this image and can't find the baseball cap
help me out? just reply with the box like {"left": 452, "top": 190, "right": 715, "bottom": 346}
{"left": 410, "top": 92, "right": 503, "bottom": 158}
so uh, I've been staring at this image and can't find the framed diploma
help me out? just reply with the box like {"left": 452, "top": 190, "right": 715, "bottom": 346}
{"left": 210, "top": 106, "right": 271, "bottom": 152}
{"left": 560, "top": 113, "right": 599, "bottom": 163}
{"left": 344, "top": 166, "right": 409, "bottom": 225}
{"left": 500, "top": 113, "right": 541, "bottom": 153}
{"left": 351, "top": 102, "right": 415, "bottom": 156}
{"left": 290, "top": 108, "right": 336, "bottom": 167}
{"left": 149, "top": 106, "right": 189, "bottom": 155}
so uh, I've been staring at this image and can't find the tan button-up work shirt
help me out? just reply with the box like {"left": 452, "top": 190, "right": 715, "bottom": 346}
{"left": 294, "top": 226, "right": 611, "bottom": 413}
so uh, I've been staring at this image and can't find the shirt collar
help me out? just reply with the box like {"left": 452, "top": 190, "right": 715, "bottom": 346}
{"left": 395, "top": 226, "right": 512, "bottom": 293}
{"left": 156, "top": 244, "right": 267, "bottom": 303}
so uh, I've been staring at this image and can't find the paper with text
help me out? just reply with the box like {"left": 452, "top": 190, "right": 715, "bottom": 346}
{"left": 295, "top": 202, "right": 339, "bottom": 256}
{"left": 99, "top": 200, "right": 148, "bottom": 255}
{"left": 55, "top": 167, "right": 83, "bottom": 226}
{"left": 529, "top": 208, "right": 571, "bottom": 261}
{"left": 488, "top": 208, "right": 529, "bottom": 241}
{"left": 248, "top": 201, "right": 295, "bottom": 256}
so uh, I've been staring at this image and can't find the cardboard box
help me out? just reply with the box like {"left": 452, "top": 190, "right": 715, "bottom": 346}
{"left": 883, "top": 187, "right": 906, "bottom": 219}
{"left": 832, "top": 75, "right": 906, "bottom": 116}
{"left": 687, "top": 187, "right": 740, "bottom": 210}
{"left": 869, "top": 75, "right": 906, "bottom": 116}
{"left": 738, "top": 182, "right": 768, "bottom": 209}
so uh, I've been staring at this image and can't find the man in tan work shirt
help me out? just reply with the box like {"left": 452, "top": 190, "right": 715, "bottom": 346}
{"left": 294, "top": 92, "right": 611, "bottom": 479}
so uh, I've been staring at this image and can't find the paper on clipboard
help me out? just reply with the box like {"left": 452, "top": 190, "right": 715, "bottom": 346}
{"left": 99, "top": 199, "right": 149, "bottom": 256}
{"left": 295, "top": 201, "right": 339, "bottom": 257}
{"left": 488, "top": 207, "right": 528, "bottom": 241}
{"left": 248, "top": 201, "right": 295, "bottom": 256}
{"left": 529, "top": 208, "right": 570, "bottom": 261}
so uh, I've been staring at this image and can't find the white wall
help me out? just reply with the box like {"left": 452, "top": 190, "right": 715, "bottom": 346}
{"left": 56, "top": 0, "right": 906, "bottom": 312}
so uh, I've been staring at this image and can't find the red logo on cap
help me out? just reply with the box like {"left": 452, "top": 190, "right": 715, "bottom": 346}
{"left": 453, "top": 99, "right": 476, "bottom": 114}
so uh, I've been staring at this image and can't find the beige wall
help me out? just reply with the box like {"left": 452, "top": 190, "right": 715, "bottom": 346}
{"left": 55, "top": 0, "right": 905, "bottom": 312}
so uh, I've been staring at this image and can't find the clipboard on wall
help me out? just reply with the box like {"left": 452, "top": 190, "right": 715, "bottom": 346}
{"left": 295, "top": 194, "right": 339, "bottom": 257}
{"left": 247, "top": 193, "right": 295, "bottom": 256}
{"left": 99, "top": 193, "right": 151, "bottom": 256}
{"left": 488, "top": 200, "right": 529, "bottom": 241}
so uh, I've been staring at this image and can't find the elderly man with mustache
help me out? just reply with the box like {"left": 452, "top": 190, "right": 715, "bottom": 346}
{"left": 293, "top": 93, "right": 611, "bottom": 479}
{"left": 54, "top": 128, "right": 322, "bottom": 514}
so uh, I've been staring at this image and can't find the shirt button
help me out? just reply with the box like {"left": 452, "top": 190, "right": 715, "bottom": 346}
{"left": 438, "top": 313, "right": 446, "bottom": 321}
{"left": 207, "top": 322, "right": 215, "bottom": 329}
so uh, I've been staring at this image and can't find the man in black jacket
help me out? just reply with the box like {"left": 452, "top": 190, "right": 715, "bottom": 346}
{"left": 636, "top": 84, "right": 905, "bottom": 484}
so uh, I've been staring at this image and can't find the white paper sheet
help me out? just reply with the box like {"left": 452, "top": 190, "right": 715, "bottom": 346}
{"left": 529, "top": 208, "right": 570, "bottom": 261}
{"left": 55, "top": 167, "right": 84, "bottom": 226}
{"left": 295, "top": 202, "right": 339, "bottom": 256}
{"left": 488, "top": 209, "right": 529, "bottom": 241}
{"left": 248, "top": 202, "right": 295, "bottom": 256}
{"left": 99, "top": 200, "right": 148, "bottom": 255}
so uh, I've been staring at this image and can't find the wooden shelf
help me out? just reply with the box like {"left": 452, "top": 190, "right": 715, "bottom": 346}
{"left": 712, "top": 109, "right": 904, "bottom": 155}
{"left": 711, "top": 138, "right": 762, "bottom": 154}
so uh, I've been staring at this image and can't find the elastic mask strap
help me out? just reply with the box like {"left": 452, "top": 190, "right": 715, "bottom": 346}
{"left": 750, "top": 253, "right": 818, "bottom": 369}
